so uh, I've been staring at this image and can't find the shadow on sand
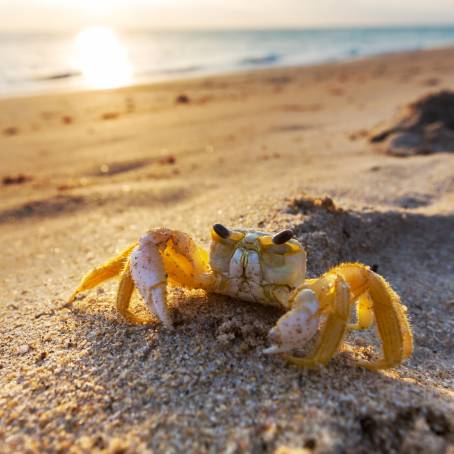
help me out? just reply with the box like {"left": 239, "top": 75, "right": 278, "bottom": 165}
{"left": 46, "top": 199, "right": 453, "bottom": 452}
{"left": 3, "top": 199, "right": 452, "bottom": 452}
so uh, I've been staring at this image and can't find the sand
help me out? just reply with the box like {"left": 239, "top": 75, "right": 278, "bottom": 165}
{"left": 369, "top": 90, "right": 454, "bottom": 156}
{"left": 1, "top": 47, "right": 453, "bottom": 453}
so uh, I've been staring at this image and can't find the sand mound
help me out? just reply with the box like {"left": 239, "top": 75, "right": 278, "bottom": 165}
{"left": 369, "top": 90, "right": 454, "bottom": 156}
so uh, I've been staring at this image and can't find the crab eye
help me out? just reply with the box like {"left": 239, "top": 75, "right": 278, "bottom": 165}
{"left": 213, "top": 223, "right": 230, "bottom": 239}
{"left": 272, "top": 229, "right": 294, "bottom": 245}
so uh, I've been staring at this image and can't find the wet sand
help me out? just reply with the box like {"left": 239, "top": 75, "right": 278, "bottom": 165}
{"left": 1, "top": 47, "right": 453, "bottom": 453}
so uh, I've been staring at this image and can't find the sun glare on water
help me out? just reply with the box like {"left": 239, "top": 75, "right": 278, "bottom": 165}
{"left": 74, "top": 27, "right": 132, "bottom": 89}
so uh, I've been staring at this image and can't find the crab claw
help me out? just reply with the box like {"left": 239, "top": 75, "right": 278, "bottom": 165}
{"left": 130, "top": 235, "right": 173, "bottom": 329}
{"left": 263, "top": 289, "right": 319, "bottom": 354}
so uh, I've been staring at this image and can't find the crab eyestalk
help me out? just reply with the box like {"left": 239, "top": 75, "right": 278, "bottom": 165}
{"left": 272, "top": 229, "right": 294, "bottom": 244}
{"left": 213, "top": 223, "right": 231, "bottom": 239}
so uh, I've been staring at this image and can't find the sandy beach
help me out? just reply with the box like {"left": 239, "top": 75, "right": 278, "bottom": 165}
{"left": 1, "top": 47, "right": 453, "bottom": 453}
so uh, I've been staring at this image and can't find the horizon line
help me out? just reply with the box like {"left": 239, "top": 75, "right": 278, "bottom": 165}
{"left": 2, "top": 23, "right": 454, "bottom": 34}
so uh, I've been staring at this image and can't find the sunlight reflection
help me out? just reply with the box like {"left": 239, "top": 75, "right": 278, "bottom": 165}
{"left": 74, "top": 27, "right": 132, "bottom": 89}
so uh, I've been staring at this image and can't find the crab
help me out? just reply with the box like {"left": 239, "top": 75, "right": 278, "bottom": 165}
{"left": 69, "top": 225, "right": 413, "bottom": 369}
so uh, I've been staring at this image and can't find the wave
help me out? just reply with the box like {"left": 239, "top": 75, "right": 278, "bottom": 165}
{"left": 239, "top": 53, "right": 281, "bottom": 66}
{"left": 137, "top": 65, "right": 205, "bottom": 78}
{"left": 36, "top": 71, "right": 81, "bottom": 81}
{"left": 160, "top": 65, "right": 204, "bottom": 75}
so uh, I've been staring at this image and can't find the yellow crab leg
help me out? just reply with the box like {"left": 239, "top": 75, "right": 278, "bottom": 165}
{"left": 357, "top": 271, "right": 413, "bottom": 370}
{"left": 348, "top": 292, "right": 374, "bottom": 330}
{"left": 116, "top": 259, "right": 150, "bottom": 324}
{"left": 328, "top": 263, "right": 413, "bottom": 369}
{"left": 69, "top": 243, "right": 137, "bottom": 302}
{"left": 163, "top": 234, "right": 211, "bottom": 289}
{"left": 285, "top": 275, "right": 351, "bottom": 368}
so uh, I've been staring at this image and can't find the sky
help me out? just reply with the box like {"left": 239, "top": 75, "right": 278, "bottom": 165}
{"left": 0, "top": 0, "right": 454, "bottom": 32}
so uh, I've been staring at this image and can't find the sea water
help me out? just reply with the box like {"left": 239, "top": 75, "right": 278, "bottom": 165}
{"left": 1, "top": 27, "right": 454, "bottom": 97}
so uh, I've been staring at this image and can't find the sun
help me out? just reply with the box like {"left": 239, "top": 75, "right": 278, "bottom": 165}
{"left": 74, "top": 26, "right": 132, "bottom": 89}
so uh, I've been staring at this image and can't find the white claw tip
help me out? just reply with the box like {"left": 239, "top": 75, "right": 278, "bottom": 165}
{"left": 263, "top": 345, "right": 284, "bottom": 355}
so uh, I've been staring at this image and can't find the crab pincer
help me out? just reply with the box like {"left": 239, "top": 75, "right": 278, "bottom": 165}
{"left": 129, "top": 233, "right": 173, "bottom": 329}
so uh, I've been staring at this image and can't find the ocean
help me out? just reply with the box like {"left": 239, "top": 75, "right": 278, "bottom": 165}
{"left": 1, "top": 26, "right": 454, "bottom": 98}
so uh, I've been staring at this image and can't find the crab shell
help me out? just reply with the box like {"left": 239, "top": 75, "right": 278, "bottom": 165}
{"left": 209, "top": 228, "right": 307, "bottom": 309}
